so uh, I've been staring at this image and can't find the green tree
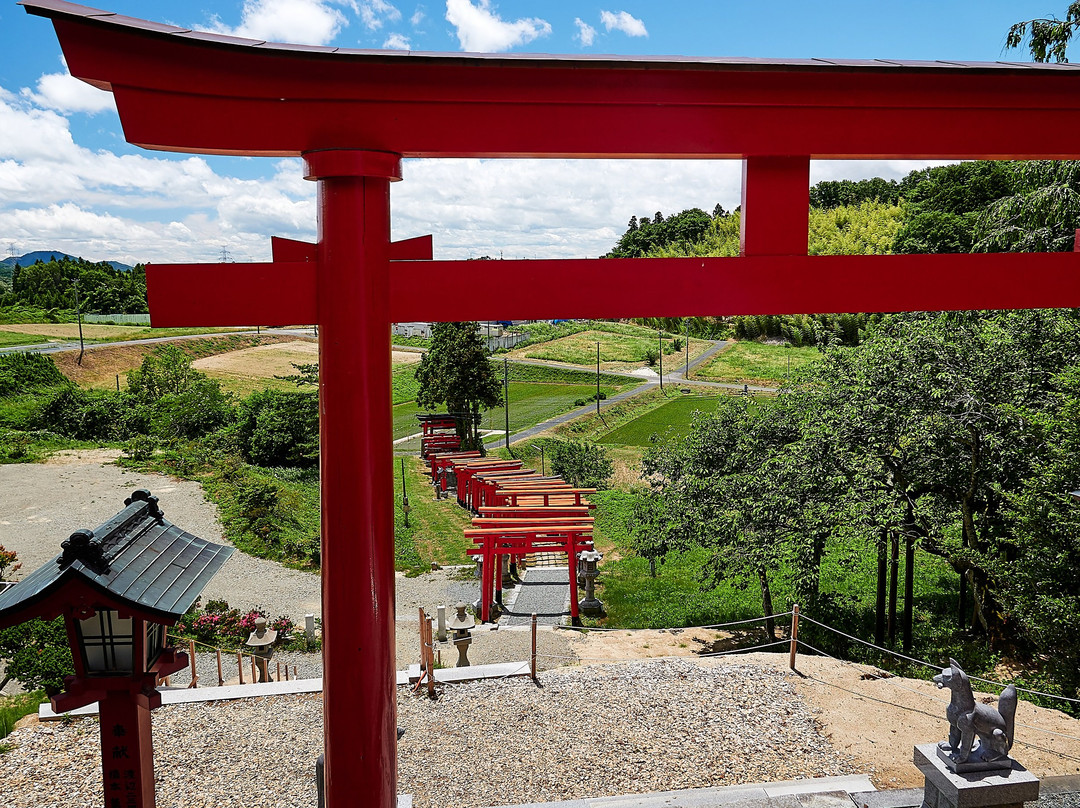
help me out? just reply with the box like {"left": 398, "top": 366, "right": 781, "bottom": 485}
{"left": 892, "top": 162, "right": 1015, "bottom": 254}
{"left": 1007, "top": 3, "right": 1080, "bottom": 62}
{"left": 546, "top": 439, "right": 614, "bottom": 489}
{"left": 0, "top": 549, "right": 73, "bottom": 692}
{"left": 125, "top": 345, "right": 233, "bottom": 440}
{"left": 974, "top": 161, "right": 1080, "bottom": 253}
{"left": 414, "top": 322, "right": 502, "bottom": 449}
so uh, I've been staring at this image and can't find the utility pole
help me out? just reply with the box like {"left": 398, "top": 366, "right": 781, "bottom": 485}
{"left": 503, "top": 357, "right": 511, "bottom": 457}
{"left": 596, "top": 342, "right": 601, "bottom": 418}
{"left": 658, "top": 329, "right": 663, "bottom": 390}
{"left": 72, "top": 276, "right": 85, "bottom": 366}
{"left": 400, "top": 457, "right": 410, "bottom": 528}
{"left": 685, "top": 318, "right": 690, "bottom": 379}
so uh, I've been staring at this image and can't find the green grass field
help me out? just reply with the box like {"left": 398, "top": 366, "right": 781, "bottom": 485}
{"left": 597, "top": 396, "right": 721, "bottom": 446}
{"left": 393, "top": 455, "right": 474, "bottom": 571}
{"left": 691, "top": 341, "right": 821, "bottom": 385}
{"left": 0, "top": 332, "right": 49, "bottom": 348}
{"left": 520, "top": 328, "right": 710, "bottom": 370}
{"left": 393, "top": 363, "right": 642, "bottom": 446}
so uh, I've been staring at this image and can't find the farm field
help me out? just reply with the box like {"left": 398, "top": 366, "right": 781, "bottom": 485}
{"left": 0, "top": 331, "right": 48, "bottom": 348}
{"left": 691, "top": 341, "right": 821, "bottom": 385}
{"left": 193, "top": 340, "right": 320, "bottom": 395}
{"left": 509, "top": 324, "right": 712, "bottom": 372}
{"left": 0, "top": 323, "right": 247, "bottom": 342}
{"left": 598, "top": 395, "right": 722, "bottom": 446}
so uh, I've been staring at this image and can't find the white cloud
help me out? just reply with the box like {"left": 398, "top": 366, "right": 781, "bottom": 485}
{"left": 0, "top": 90, "right": 317, "bottom": 264}
{"left": 600, "top": 10, "right": 647, "bottom": 38}
{"left": 359, "top": 0, "right": 402, "bottom": 30}
{"left": 0, "top": 76, "right": 957, "bottom": 270}
{"left": 205, "top": 0, "right": 347, "bottom": 45}
{"left": 383, "top": 32, "right": 411, "bottom": 49}
{"left": 574, "top": 18, "right": 596, "bottom": 47}
{"left": 410, "top": 7, "right": 425, "bottom": 26}
{"left": 444, "top": 0, "right": 551, "bottom": 52}
{"left": 22, "top": 70, "right": 115, "bottom": 115}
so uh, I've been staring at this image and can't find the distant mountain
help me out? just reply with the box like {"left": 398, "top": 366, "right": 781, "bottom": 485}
{"left": 0, "top": 251, "right": 134, "bottom": 272}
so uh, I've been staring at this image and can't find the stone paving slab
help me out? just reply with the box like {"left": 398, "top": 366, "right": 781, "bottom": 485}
{"left": 40, "top": 660, "right": 534, "bottom": 720}
{"left": 486, "top": 775, "right": 876, "bottom": 808}
{"left": 502, "top": 566, "right": 572, "bottom": 626}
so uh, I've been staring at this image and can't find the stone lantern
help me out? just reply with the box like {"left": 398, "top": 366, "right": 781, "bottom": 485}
{"left": 577, "top": 549, "right": 604, "bottom": 617}
{"left": 446, "top": 602, "right": 475, "bottom": 667}
{"left": 246, "top": 616, "right": 277, "bottom": 683}
{"left": 0, "top": 490, "right": 233, "bottom": 808}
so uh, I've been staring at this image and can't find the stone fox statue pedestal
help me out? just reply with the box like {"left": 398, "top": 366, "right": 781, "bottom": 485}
{"left": 914, "top": 745, "right": 1038, "bottom": 808}
{"left": 914, "top": 659, "right": 1037, "bottom": 808}
{"left": 932, "top": 658, "right": 1018, "bottom": 774}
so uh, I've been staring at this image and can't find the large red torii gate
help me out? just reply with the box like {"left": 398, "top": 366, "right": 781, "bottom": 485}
{"left": 20, "top": 2, "right": 1080, "bottom": 806}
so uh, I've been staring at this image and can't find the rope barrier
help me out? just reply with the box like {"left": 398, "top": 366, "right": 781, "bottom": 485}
{"left": 796, "top": 616, "right": 942, "bottom": 671}
{"left": 697, "top": 639, "right": 790, "bottom": 657}
{"left": 552, "top": 610, "right": 794, "bottom": 634}
{"left": 796, "top": 639, "right": 1080, "bottom": 747}
{"left": 797, "top": 615, "right": 1080, "bottom": 707}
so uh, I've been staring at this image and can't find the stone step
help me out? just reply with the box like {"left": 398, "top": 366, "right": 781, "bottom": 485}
{"left": 484, "top": 774, "right": 876, "bottom": 808}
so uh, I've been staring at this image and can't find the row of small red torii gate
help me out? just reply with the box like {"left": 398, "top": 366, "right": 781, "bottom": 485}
{"left": 23, "top": 1, "right": 1080, "bottom": 807}
{"left": 423, "top": 426, "right": 598, "bottom": 623}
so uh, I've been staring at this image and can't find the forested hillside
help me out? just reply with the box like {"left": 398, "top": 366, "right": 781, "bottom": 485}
{"left": 611, "top": 160, "right": 1080, "bottom": 344}
{"left": 602, "top": 160, "right": 1080, "bottom": 704}
{"left": 0, "top": 255, "right": 147, "bottom": 314}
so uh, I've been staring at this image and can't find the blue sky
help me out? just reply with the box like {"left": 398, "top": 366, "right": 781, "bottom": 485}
{"left": 0, "top": 1, "right": 1072, "bottom": 265}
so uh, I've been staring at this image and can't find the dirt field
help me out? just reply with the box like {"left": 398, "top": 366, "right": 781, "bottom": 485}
{"left": 193, "top": 340, "right": 317, "bottom": 377}
{"left": 569, "top": 631, "right": 1080, "bottom": 788}
{"left": 0, "top": 323, "right": 147, "bottom": 339}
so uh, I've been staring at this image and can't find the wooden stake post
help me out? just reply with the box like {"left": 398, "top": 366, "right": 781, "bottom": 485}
{"left": 789, "top": 604, "right": 800, "bottom": 670}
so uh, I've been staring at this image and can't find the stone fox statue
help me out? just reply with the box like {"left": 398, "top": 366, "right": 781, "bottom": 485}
{"left": 933, "top": 658, "right": 1017, "bottom": 763}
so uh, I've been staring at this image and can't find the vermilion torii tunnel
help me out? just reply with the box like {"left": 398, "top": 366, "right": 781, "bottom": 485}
{"left": 20, "top": 1, "right": 1080, "bottom": 805}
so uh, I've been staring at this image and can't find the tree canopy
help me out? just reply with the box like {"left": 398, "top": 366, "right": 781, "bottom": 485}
{"left": 1007, "top": 2, "right": 1080, "bottom": 62}
{"left": 638, "top": 310, "right": 1080, "bottom": 695}
{"left": 2, "top": 255, "right": 147, "bottom": 314}
{"left": 414, "top": 322, "right": 503, "bottom": 448}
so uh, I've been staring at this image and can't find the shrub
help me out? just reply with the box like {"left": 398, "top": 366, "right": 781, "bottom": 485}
{"left": 233, "top": 389, "right": 318, "bottom": 468}
{"left": 236, "top": 479, "right": 282, "bottom": 542}
{"left": 546, "top": 439, "right": 614, "bottom": 489}
{"left": 122, "top": 434, "right": 158, "bottom": 461}
{"left": 0, "top": 353, "right": 64, "bottom": 397}
{"left": 644, "top": 347, "right": 659, "bottom": 366}
{"left": 34, "top": 386, "right": 128, "bottom": 440}
{"left": 126, "top": 346, "right": 233, "bottom": 440}
{"left": 0, "top": 618, "right": 74, "bottom": 693}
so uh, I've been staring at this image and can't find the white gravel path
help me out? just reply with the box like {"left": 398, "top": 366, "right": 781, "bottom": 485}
{"left": 0, "top": 450, "right": 321, "bottom": 621}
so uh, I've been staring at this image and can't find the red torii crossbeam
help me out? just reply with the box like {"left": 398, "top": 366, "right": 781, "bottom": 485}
{"left": 21, "top": 3, "right": 1080, "bottom": 807}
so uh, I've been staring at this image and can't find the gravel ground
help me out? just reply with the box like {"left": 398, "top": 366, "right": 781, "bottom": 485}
{"left": 0, "top": 452, "right": 320, "bottom": 621}
{"left": 0, "top": 658, "right": 856, "bottom": 808}
{"left": 0, "top": 452, "right": 581, "bottom": 695}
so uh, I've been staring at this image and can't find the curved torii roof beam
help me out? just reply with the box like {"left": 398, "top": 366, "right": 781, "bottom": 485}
{"left": 20, "top": 0, "right": 1080, "bottom": 160}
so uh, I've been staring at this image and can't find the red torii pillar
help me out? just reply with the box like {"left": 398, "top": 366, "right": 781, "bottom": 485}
{"left": 307, "top": 149, "right": 399, "bottom": 807}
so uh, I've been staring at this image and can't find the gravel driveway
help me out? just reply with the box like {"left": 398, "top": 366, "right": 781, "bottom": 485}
{"left": 0, "top": 451, "right": 579, "bottom": 675}
{"left": 0, "top": 450, "right": 320, "bottom": 620}
{"left": 0, "top": 658, "right": 857, "bottom": 808}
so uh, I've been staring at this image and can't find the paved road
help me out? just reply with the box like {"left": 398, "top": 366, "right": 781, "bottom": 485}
{"left": 0, "top": 327, "right": 316, "bottom": 355}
